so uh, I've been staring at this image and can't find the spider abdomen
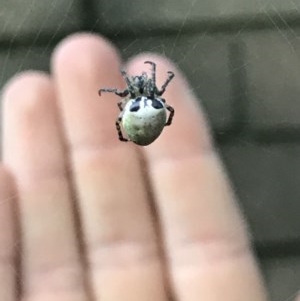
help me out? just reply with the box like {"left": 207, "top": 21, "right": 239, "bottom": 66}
{"left": 121, "top": 97, "right": 167, "bottom": 146}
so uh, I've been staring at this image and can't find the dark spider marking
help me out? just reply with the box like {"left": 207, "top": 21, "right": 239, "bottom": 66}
{"left": 129, "top": 97, "right": 142, "bottom": 112}
{"left": 152, "top": 98, "right": 164, "bottom": 109}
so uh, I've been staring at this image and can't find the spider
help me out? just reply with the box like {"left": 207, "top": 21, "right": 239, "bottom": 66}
{"left": 98, "top": 60, "right": 175, "bottom": 146}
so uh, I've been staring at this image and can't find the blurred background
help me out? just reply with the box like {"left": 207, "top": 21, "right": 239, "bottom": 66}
{"left": 0, "top": 0, "right": 300, "bottom": 300}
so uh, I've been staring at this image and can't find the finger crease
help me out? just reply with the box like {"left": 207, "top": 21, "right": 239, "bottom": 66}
{"left": 24, "top": 259, "right": 85, "bottom": 294}
{"left": 88, "top": 239, "right": 161, "bottom": 270}
{"left": 168, "top": 236, "right": 251, "bottom": 269}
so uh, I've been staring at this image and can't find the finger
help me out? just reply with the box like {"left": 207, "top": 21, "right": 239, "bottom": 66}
{"left": 127, "top": 55, "right": 269, "bottom": 301}
{"left": 2, "top": 73, "right": 89, "bottom": 301}
{"left": 52, "top": 33, "right": 169, "bottom": 301}
{"left": 0, "top": 166, "right": 17, "bottom": 301}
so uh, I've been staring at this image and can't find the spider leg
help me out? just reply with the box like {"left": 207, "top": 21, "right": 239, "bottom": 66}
{"left": 165, "top": 104, "right": 175, "bottom": 126}
{"left": 116, "top": 116, "right": 128, "bottom": 142}
{"left": 117, "top": 101, "right": 124, "bottom": 111}
{"left": 144, "top": 61, "right": 156, "bottom": 98}
{"left": 144, "top": 61, "right": 156, "bottom": 86}
{"left": 158, "top": 71, "right": 175, "bottom": 96}
{"left": 98, "top": 88, "right": 129, "bottom": 98}
{"left": 121, "top": 70, "right": 136, "bottom": 97}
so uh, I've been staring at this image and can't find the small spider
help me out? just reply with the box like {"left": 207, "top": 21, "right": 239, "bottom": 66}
{"left": 98, "top": 61, "right": 175, "bottom": 146}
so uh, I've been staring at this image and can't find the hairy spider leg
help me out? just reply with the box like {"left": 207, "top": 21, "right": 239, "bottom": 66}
{"left": 144, "top": 61, "right": 156, "bottom": 98}
{"left": 98, "top": 88, "right": 129, "bottom": 98}
{"left": 121, "top": 70, "right": 136, "bottom": 97}
{"left": 158, "top": 71, "right": 175, "bottom": 96}
{"left": 116, "top": 116, "right": 128, "bottom": 142}
{"left": 165, "top": 104, "right": 175, "bottom": 126}
{"left": 117, "top": 101, "right": 124, "bottom": 111}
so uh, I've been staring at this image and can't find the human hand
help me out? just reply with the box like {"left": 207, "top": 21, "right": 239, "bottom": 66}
{"left": 0, "top": 33, "right": 294, "bottom": 301}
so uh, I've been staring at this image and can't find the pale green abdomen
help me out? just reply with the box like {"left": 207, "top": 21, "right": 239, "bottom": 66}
{"left": 122, "top": 109, "right": 167, "bottom": 146}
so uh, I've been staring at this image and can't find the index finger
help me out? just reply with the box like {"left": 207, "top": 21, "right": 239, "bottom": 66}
{"left": 127, "top": 55, "right": 269, "bottom": 301}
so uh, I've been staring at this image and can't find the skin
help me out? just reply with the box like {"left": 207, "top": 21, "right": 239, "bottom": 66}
{"left": 0, "top": 33, "right": 299, "bottom": 301}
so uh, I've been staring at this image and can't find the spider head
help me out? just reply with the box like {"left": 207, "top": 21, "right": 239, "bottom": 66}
{"left": 131, "top": 73, "right": 152, "bottom": 96}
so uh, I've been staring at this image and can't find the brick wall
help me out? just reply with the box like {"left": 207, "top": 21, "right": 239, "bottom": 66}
{"left": 1, "top": 0, "right": 300, "bottom": 299}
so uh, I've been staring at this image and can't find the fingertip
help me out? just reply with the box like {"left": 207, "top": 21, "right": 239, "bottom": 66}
{"left": 50, "top": 32, "right": 127, "bottom": 149}
{"left": 1, "top": 71, "right": 54, "bottom": 147}
{"left": 2, "top": 71, "right": 52, "bottom": 113}
{"left": 1, "top": 72, "right": 54, "bottom": 164}
{"left": 52, "top": 32, "right": 118, "bottom": 60}
{"left": 51, "top": 32, "right": 121, "bottom": 83}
